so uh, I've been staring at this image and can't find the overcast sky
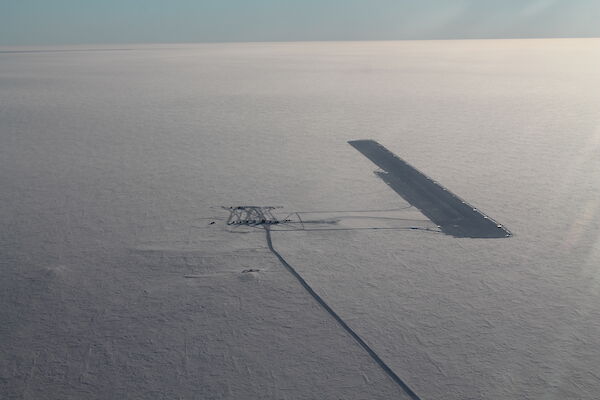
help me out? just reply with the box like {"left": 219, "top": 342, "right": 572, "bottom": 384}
{"left": 2, "top": 0, "right": 599, "bottom": 46}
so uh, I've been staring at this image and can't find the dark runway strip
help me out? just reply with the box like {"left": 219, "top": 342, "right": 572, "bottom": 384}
{"left": 349, "top": 140, "right": 510, "bottom": 238}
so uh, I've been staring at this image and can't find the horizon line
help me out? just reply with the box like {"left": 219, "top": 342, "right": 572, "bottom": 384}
{"left": 1, "top": 35, "right": 599, "bottom": 51}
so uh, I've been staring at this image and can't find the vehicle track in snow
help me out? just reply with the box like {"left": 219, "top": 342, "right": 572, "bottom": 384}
{"left": 263, "top": 225, "right": 423, "bottom": 400}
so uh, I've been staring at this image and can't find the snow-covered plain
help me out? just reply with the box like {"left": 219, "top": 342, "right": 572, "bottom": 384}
{"left": 2, "top": 39, "right": 600, "bottom": 399}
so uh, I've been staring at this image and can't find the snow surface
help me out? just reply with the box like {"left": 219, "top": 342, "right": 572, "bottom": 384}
{"left": 2, "top": 39, "right": 600, "bottom": 399}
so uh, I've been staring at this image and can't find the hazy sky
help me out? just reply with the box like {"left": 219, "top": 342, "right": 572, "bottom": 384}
{"left": 1, "top": 0, "right": 599, "bottom": 46}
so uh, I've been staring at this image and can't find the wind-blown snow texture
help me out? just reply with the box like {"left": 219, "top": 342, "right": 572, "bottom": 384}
{"left": 2, "top": 39, "right": 600, "bottom": 399}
